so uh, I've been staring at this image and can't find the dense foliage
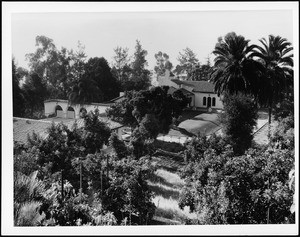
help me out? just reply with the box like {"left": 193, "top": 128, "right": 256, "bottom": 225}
{"left": 107, "top": 86, "right": 190, "bottom": 139}
{"left": 179, "top": 131, "right": 295, "bottom": 224}
{"left": 14, "top": 109, "right": 156, "bottom": 226}
{"left": 219, "top": 92, "right": 258, "bottom": 155}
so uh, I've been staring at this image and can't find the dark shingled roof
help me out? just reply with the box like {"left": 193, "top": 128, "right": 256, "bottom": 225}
{"left": 171, "top": 80, "right": 216, "bottom": 93}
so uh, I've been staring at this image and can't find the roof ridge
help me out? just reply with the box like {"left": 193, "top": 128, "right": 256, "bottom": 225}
{"left": 13, "top": 117, "right": 54, "bottom": 124}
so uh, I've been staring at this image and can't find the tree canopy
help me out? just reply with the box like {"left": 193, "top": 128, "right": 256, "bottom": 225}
{"left": 154, "top": 51, "right": 173, "bottom": 76}
{"left": 173, "top": 47, "right": 199, "bottom": 77}
{"left": 107, "top": 86, "right": 190, "bottom": 138}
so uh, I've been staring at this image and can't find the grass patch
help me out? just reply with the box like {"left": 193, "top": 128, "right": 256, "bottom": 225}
{"left": 149, "top": 149, "right": 198, "bottom": 225}
{"left": 148, "top": 182, "right": 180, "bottom": 199}
{"left": 152, "top": 196, "right": 197, "bottom": 222}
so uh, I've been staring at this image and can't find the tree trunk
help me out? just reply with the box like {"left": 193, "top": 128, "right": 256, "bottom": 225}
{"left": 268, "top": 101, "right": 272, "bottom": 139}
{"left": 80, "top": 162, "right": 82, "bottom": 203}
{"left": 106, "top": 155, "right": 109, "bottom": 178}
{"left": 268, "top": 106, "right": 272, "bottom": 125}
{"left": 61, "top": 169, "right": 64, "bottom": 204}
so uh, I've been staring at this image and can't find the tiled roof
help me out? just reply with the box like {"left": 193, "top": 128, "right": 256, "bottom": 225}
{"left": 177, "top": 88, "right": 195, "bottom": 96}
{"left": 171, "top": 80, "right": 216, "bottom": 93}
{"left": 13, "top": 117, "right": 52, "bottom": 144}
{"left": 62, "top": 117, "right": 123, "bottom": 130}
{"left": 13, "top": 116, "right": 123, "bottom": 144}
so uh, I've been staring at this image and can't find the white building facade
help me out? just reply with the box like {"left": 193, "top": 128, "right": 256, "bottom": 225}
{"left": 44, "top": 99, "right": 113, "bottom": 119}
{"left": 157, "top": 70, "right": 223, "bottom": 111}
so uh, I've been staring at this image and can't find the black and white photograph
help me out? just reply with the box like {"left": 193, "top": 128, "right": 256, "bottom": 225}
{"left": 2, "top": 1, "right": 299, "bottom": 235}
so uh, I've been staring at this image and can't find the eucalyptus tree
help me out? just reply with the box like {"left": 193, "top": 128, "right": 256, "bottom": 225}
{"left": 154, "top": 51, "right": 173, "bottom": 76}
{"left": 250, "top": 35, "right": 293, "bottom": 124}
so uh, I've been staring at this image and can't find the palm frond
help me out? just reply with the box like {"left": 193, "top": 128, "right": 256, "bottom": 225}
{"left": 15, "top": 201, "right": 45, "bottom": 226}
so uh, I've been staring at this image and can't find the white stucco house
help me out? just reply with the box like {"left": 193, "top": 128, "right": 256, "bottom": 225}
{"left": 157, "top": 70, "right": 223, "bottom": 111}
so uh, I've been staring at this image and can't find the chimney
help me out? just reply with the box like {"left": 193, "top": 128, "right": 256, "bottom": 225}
{"left": 119, "top": 92, "right": 125, "bottom": 97}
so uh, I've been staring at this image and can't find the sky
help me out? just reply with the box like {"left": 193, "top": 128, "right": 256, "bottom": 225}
{"left": 2, "top": 2, "right": 299, "bottom": 236}
{"left": 11, "top": 7, "right": 294, "bottom": 73}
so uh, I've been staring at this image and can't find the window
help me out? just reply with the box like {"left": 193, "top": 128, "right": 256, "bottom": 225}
{"left": 212, "top": 97, "right": 216, "bottom": 106}
{"left": 207, "top": 97, "right": 211, "bottom": 107}
{"left": 55, "top": 105, "right": 63, "bottom": 112}
{"left": 203, "top": 97, "right": 206, "bottom": 106}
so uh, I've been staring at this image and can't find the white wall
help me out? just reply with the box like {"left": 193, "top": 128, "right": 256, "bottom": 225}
{"left": 84, "top": 104, "right": 111, "bottom": 115}
{"left": 44, "top": 100, "right": 112, "bottom": 119}
{"left": 44, "top": 101, "right": 69, "bottom": 117}
{"left": 194, "top": 92, "right": 223, "bottom": 109}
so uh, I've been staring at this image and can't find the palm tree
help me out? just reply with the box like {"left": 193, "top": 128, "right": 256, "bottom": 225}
{"left": 250, "top": 35, "right": 293, "bottom": 124}
{"left": 68, "top": 77, "right": 103, "bottom": 106}
{"left": 209, "top": 32, "right": 263, "bottom": 97}
{"left": 14, "top": 171, "right": 46, "bottom": 226}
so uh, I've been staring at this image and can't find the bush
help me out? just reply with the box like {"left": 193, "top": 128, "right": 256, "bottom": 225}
{"left": 219, "top": 92, "right": 258, "bottom": 155}
{"left": 179, "top": 140, "right": 295, "bottom": 224}
{"left": 102, "top": 156, "right": 156, "bottom": 224}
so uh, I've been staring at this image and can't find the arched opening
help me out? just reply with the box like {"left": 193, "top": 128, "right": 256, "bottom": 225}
{"left": 67, "top": 106, "right": 75, "bottom": 119}
{"left": 55, "top": 105, "right": 63, "bottom": 118}
{"left": 79, "top": 108, "right": 87, "bottom": 118}
{"left": 212, "top": 97, "right": 216, "bottom": 107}
{"left": 203, "top": 97, "right": 207, "bottom": 106}
{"left": 207, "top": 97, "right": 212, "bottom": 108}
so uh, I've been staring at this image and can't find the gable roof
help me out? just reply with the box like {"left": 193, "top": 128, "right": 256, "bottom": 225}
{"left": 171, "top": 79, "right": 216, "bottom": 93}
{"left": 177, "top": 88, "right": 195, "bottom": 96}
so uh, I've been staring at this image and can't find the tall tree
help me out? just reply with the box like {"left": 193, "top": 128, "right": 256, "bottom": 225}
{"left": 210, "top": 32, "right": 264, "bottom": 97}
{"left": 111, "top": 46, "right": 131, "bottom": 84}
{"left": 12, "top": 59, "right": 25, "bottom": 117}
{"left": 250, "top": 35, "right": 293, "bottom": 124}
{"left": 173, "top": 47, "right": 199, "bottom": 77}
{"left": 68, "top": 76, "right": 101, "bottom": 105}
{"left": 25, "top": 35, "right": 75, "bottom": 99}
{"left": 154, "top": 51, "right": 173, "bottom": 76}
{"left": 69, "top": 41, "right": 87, "bottom": 84}
{"left": 84, "top": 57, "right": 120, "bottom": 102}
{"left": 22, "top": 73, "right": 48, "bottom": 117}
{"left": 127, "top": 40, "right": 151, "bottom": 91}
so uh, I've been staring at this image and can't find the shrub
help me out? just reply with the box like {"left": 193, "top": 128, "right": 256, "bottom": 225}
{"left": 219, "top": 92, "right": 258, "bottom": 155}
{"left": 179, "top": 143, "right": 294, "bottom": 224}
